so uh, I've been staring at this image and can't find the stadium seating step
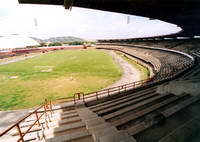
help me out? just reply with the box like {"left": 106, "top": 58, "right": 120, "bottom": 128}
{"left": 46, "top": 129, "right": 91, "bottom": 142}
{"left": 159, "top": 114, "right": 200, "bottom": 142}
{"left": 91, "top": 90, "right": 157, "bottom": 113}
{"left": 111, "top": 93, "right": 187, "bottom": 127}
{"left": 75, "top": 104, "right": 135, "bottom": 142}
{"left": 88, "top": 87, "right": 156, "bottom": 110}
{"left": 103, "top": 93, "right": 171, "bottom": 120}
{"left": 96, "top": 92, "right": 159, "bottom": 116}
{"left": 125, "top": 94, "right": 200, "bottom": 139}
{"left": 99, "top": 130, "right": 137, "bottom": 142}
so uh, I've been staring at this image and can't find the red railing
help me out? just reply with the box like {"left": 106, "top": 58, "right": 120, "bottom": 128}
{"left": 0, "top": 99, "right": 53, "bottom": 142}
{"left": 74, "top": 78, "right": 153, "bottom": 104}
{"left": 74, "top": 92, "right": 85, "bottom": 104}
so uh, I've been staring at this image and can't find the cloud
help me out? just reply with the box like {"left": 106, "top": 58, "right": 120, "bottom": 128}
{"left": 0, "top": 0, "right": 18, "bottom": 17}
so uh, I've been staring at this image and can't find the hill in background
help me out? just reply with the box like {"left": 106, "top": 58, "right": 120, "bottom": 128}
{"left": 30, "top": 36, "right": 85, "bottom": 43}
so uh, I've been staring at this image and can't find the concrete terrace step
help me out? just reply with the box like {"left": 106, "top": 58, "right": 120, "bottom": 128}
{"left": 85, "top": 117, "right": 106, "bottom": 129}
{"left": 159, "top": 114, "right": 200, "bottom": 142}
{"left": 89, "top": 87, "right": 156, "bottom": 110}
{"left": 103, "top": 93, "right": 171, "bottom": 120}
{"left": 92, "top": 124, "right": 118, "bottom": 141}
{"left": 96, "top": 92, "right": 159, "bottom": 115}
{"left": 9, "top": 121, "right": 86, "bottom": 140}
{"left": 20, "top": 117, "right": 80, "bottom": 132}
{"left": 16, "top": 104, "right": 89, "bottom": 142}
{"left": 111, "top": 94, "right": 188, "bottom": 127}
{"left": 0, "top": 131, "right": 41, "bottom": 142}
{"left": 19, "top": 112, "right": 79, "bottom": 130}
{"left": 30, "top": 121, "right": 87, "bottom": 141}
{"left": 44, "top": 121, "right": 85, "bottom": 138}
{"left": 161, "top": 95, "right": 200, "bottom": 117}
{"left": 54, "top": 109, "right": 77, "bottom": 117}
{"left": 24, "top": 110, "right": 77, "bottom": 123}
{"left": 59, "top": 112, "right": 79, "bottom": 120}
{"left": 76, "top": 108, "right": 98, "bottom": 121}
{"left": 6, "top": 105, "right": 85, "bottom": 142}
{"left": 46, "top": 129, "right": 91, "bottom": 142}
{"left": 41, "top": 105, "right": 92, "bottom": 142}
{"left": 99, "top": 130, "right": 137, "bottom": 142}
{"left": 58, "top": 117, "right": 82, "bottom": 126}
{"left": 75, "top": 105, "right": 135, "bottom": 142}
{"left": 127, "top": 95, "right": 200, "bottom": 136}
{"left": 25, "top": 116, "right": 81, "bottom": 134}
{"left": 9, "top": 124, "right": 42, "bottom": 136}
{"left": 91, "top": 90, "right": 156, "bottom": 112}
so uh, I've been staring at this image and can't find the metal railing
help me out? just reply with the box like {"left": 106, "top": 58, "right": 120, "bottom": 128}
{"left": 74, "top": 92, "right": 85, "bottom": 104}
{"left": 73, "top": 78, "right": 153, "bottom": 104}
{"left": 0, "top": 99, "right": 53, "bottom": 142}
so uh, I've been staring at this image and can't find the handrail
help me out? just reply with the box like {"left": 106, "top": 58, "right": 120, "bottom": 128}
{"left": 0, "top": 99, "right": 53, "bottom": 142}
{"left": 73, "top": 78, "right": 153, "bottom": 104}
{"left": 74, "top": 92, "right": 85, "bottom": 104}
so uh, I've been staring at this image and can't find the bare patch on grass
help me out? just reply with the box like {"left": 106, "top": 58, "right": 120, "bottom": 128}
{"left": 9, "top": 76, "right": 18, "bottom": 79}
{"left": 34, "top": 66, "right": 54, "bottom": 72}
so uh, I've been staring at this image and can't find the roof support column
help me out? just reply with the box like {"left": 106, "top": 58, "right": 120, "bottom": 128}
{"left": 64, "top": 0, "right": 74, "bottom": 9}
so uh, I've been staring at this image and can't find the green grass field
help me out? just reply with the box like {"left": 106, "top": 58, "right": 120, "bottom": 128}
{"left": 0, "top": 50, "right": 122, "bottom": 110}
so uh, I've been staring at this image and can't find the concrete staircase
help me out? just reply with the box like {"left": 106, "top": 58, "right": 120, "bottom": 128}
{"left": 0, "top": 105, "right": 89, "bottom": 142}
{"left": 77, "top": 104, "right": 136, "bottom": 142}
{"left": 45, "top": 103, "right": 135, "bottom": 142}
{"left": 0, "top": 102, "right": 136, "bottom": 142}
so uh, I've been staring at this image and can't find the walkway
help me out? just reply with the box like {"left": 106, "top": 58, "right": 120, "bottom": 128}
{"left": 0, "top": 53, "right": 45, "bottom": 66}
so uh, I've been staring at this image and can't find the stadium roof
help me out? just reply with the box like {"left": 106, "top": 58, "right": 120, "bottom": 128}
{"left": 0, "top": 35, "right": 39, "bottom": 49}
{"left": 18, "top": 0, "right": 200, "bottom": 37}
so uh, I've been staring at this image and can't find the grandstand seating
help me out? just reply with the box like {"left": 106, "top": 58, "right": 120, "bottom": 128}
{"left": 96, "top": 43, "right": 194, "bottom": 82}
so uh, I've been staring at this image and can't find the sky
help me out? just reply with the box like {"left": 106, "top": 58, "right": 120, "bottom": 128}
{"left": 0, "top": 0, "right": 182, "bottom": 40}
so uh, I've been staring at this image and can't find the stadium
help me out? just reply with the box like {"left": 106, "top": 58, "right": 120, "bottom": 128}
{"left": 0, "top": 0, "right": 200, "bottom": 142}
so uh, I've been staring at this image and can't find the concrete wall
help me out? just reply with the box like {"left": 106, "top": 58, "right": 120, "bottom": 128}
{"left": 157, "top": 79, "right": 200, "bottom": 96}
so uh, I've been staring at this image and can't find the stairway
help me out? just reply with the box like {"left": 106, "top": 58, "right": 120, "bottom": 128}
{"left": 0, "top": 101, "right": 136, "bottom": 142}
{"left": 45, "top": 103, "right": 135, "bottom": 142}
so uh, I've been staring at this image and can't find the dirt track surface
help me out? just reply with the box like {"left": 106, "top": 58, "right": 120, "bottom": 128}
{"left": 0, "top": 53, "right": 45, "bottom": 66}
{"left": 106, "top": 50, "right": 141, "bottom": 88}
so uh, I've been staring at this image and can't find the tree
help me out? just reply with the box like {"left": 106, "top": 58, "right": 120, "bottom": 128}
{"left": 49, "top": 42, "right": 62, "bottom": 46}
